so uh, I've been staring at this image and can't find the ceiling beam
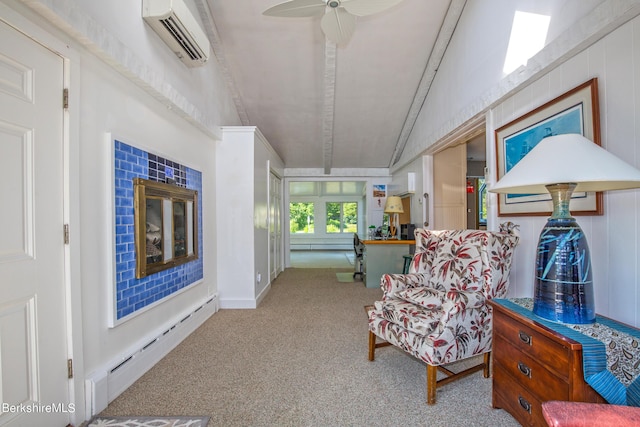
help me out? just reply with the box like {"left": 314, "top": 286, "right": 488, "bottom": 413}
{"left": 198, "top": 0, "right": 250, "bottom": 125}
{"left": 389, "top": 0, "right": 467, "bottom": 167}
{"left": 322, "top": 40, "right": 337, "bottom": 175}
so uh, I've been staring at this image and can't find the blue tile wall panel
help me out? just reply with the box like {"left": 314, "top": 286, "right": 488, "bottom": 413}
{"left": 114, "top": 140, "right": 204, "bottom": 320}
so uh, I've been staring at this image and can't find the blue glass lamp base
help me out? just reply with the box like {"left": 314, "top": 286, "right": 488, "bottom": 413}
{"left": 533, "top": 217, "right": 595, "bottom": 324}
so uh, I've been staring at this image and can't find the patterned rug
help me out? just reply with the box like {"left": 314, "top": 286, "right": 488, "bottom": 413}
{"left": 86, "top": 416, "right": 209, "bottom": 427}
{"left": 336, "top": 272, "right": 354, "bottom": 282}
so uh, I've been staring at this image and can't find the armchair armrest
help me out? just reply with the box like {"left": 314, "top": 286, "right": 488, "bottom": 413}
{"left": 442, "top": 289, "right": 487, "bottom": 312}
{"left": 438, "top": 290, "right": 488, "bottom": 326}
{"left": 380, "top": 273, "right": 430, "bottom": 300}
{"left": 392, "top": 288, "right": 487, "bottom": 314}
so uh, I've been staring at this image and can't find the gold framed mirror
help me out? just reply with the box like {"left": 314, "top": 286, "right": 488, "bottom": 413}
{"left": 133, "top": 178, "right": 198, "bottom": 278}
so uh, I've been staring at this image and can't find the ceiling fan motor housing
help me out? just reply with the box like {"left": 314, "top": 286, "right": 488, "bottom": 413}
{"left": 327, "top": 1, "right": 340, "bottom": 8}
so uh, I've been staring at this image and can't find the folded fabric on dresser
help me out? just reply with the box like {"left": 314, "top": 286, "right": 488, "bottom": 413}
{"left": 503, "top": 298, "right": 640, "bottom": 407}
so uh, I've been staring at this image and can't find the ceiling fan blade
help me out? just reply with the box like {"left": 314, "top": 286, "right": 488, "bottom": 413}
{"left": 321, "top": 7, "right": 356, "bottom": 45}
{"left": 341, "top": 0, "right": 403, "bottom": 17}
{"left": 263, "top": 0, "right": 326, "bottom": 17}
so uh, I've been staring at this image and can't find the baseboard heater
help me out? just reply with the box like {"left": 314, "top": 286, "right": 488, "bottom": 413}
{"left": 85, "top": 295, "right": 218, "bottom": 416}
{"left": 290, "top": 244, "right": 352, "bottom": 250}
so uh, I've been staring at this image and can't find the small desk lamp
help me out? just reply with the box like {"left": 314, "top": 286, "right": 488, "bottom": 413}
{"left": 384, "top": 196, "right": 404, "bottom": 239}
{"left": 490, "top": 133, "right": 640, "bottom": 324}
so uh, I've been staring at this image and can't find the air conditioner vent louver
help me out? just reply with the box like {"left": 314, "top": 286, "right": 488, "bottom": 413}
{"left": 159, "top": 17, "right": 203, "bottom": 61}
{"left": 143, "top": 0, "right": 211, "bottom": 67}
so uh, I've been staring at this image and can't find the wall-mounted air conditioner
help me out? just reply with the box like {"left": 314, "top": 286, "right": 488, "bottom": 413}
{"left": 142, "top": 0, "right": 210, "bottom": 67}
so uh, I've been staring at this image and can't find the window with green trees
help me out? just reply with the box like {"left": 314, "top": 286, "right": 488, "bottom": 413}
{"left": 326, "top": 202, "right": 358, "bottom": 233}
{"left": 289, "top": 202, "right": 314, "bottom": 233}
{"left": 478, "top": 178, "right": 487, "bottom": 226}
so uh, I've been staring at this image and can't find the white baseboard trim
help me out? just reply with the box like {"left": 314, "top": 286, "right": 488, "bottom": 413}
{"left": 255, "top": 282, "right": 271, "bottom": 307}
{"left": 218, "top": 297, "right": 256, "bottom": 309}
{"left": 219, "top": 282, "right": 272, "bottom": 309}
{"left": 85, "top": 294, "right": 218, "bottom": 416}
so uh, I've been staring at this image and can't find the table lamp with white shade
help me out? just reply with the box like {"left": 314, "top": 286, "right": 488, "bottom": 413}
{"left": 384, "top": 196, "right": 404, "bottom": 239}
{"left": 489, "top": 133, "right": 640, "bottom": 324}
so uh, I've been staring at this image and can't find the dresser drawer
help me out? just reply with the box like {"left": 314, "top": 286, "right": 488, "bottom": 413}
{"left": 494, "top": 333, "right": 569, "bottom": 401}
{"left": 493, "top": 366, "right": 546, "bottom": 427}
{"left": 494, "top": 309, "right": 570, "bottom": 377}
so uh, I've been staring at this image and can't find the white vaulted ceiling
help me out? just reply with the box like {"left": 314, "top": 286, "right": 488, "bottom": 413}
{"left": 203, "top": 0, "right": 463, "bottom": 173}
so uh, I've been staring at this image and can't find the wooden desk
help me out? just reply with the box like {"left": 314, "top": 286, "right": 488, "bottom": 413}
{"left": 362, "top": 240, "right": 415, "bottom": 289}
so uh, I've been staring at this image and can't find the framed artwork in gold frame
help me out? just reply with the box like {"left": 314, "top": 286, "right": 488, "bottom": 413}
{"left": 495, "top": 78, "right": 603, "bottom": 216}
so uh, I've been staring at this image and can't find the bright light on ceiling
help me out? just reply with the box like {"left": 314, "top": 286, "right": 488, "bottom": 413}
{"left": 503, "top": 11, "right": 550, "bottom": 75}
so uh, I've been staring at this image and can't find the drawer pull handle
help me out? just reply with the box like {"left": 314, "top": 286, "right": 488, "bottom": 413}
{"left": 518, "top": 331, "right": 532, "bottom": 345}
{"left": 518, "top": 396, "right": 532, "bottom": 414}
{"left": 517, "top": 362, "right": 532, "bottom": 378}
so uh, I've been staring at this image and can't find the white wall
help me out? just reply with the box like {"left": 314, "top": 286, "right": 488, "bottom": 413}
{"left": 216, "top": 128, "right": 255, "bottom": 307}
{"left": 217, "top": 127, "right": 284, "bottom": 308}
{"left": 79, "top": 48, "right": 216, "bottom": 388}
{"left": 9, "top": 1, "right": 640, "bottom": 423}
{"left": 3, "top": 0, "right": 242, "bottom": 422}
{"left": 395, "top": 0, "right": 620, "bottom": 168}
{"left": 20, "top": 0, "right": 241, "bottom": 137}
{"left": 488, "top": 14, "right": 640, "bottom": 327}
{"left": 254, "top": 129, "right": 284, "bottom": 299}
{"left": 397, "top": 0, "right": 640, "bottom": 327}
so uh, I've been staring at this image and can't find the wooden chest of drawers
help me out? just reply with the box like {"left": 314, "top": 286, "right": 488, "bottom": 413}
{"left": 490, "top": 300, "right": 605, "bottom": 426}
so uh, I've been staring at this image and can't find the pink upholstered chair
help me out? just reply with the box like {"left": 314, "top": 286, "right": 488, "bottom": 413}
{"left": 367, "top": 228, "right": 519, "bottom": 404}
{"left": 542, "top": 401, "right": 640, "bottom": 426}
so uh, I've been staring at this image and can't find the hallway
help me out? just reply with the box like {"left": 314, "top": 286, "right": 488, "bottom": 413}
{"left": 289, "top": 250, "right": 354, "bottom": 269}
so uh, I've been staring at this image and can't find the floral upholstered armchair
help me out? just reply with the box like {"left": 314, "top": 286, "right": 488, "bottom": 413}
{"left": 367, "top": 228, "right": 519, "bottom": 404}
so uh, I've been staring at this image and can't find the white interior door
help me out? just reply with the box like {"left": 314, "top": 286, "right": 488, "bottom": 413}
{"left": 0, "top": 21, "right": 70, "bottom": 426}
{"left": 433, "top": 143, "right": 466, "bottom": 229}
{"left": 269, "top": 172, "right": 282, "bottom": 281}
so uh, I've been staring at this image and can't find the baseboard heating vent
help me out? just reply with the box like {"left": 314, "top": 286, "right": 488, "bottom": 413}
{"left": 86, "top": 294, "right": 218, "bottom": 416}
{"left": 142, "top": 338, "right": 158, "bottom": 351}
{"left": 109, "top": 356, "right": 133, "bottom": 374}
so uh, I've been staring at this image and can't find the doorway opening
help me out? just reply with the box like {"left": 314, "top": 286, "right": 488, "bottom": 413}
{"left": 465, "top": 132, "right": 487, "bottom": 229}
{"left": 288, "top": 180, "right": 366, "bottom": 269}
{"left": 429, "top": 117, "right": 487, "bottom": 230}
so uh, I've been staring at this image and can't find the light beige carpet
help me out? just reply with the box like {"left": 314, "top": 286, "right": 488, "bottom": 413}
{"left": 96, "top": 268, "right": 519, "bottom": 427}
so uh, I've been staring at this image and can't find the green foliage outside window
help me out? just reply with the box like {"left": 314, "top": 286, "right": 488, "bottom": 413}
{"left": 290, "top": 202, "right": 314, "bottom": 233}
{"left": 326, "top": 202, "right": 357, "bottom": 233}
{"left": 478, "top": 178, "right": 487, "bottom": 225}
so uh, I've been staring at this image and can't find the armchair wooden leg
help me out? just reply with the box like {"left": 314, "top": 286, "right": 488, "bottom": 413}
{"left": 483, "top": 352, "right": 491, "bottom": 378}
{"left": 426, "top": 364, "right": 437, "bottom": 404}
{"left": 425, "top": 354, "right": 491, "bottom": 405}
{"left": 368, "top": 330, "right": 391, "bottom": 362}
{"left": 368, "top": 331, "right": 376, "bottom": 361}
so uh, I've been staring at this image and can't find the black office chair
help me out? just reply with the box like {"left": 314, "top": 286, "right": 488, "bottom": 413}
{"left": 353, "top": 233, "right": 365, "bottom": 280}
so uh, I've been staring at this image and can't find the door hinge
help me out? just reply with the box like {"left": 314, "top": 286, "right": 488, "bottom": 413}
{"left": 67, "top": 359, "right": 73, "bottom": 379}
{"left": 64, "top": 224, "right": 70, "bottom": 244}
{"left": 63, "top": 88, "right": 69, "bottom": 109}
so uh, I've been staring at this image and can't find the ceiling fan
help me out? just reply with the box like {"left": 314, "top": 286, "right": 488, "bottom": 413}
{"left": 263, "top": 0, "right": 404, "bottom": 45}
